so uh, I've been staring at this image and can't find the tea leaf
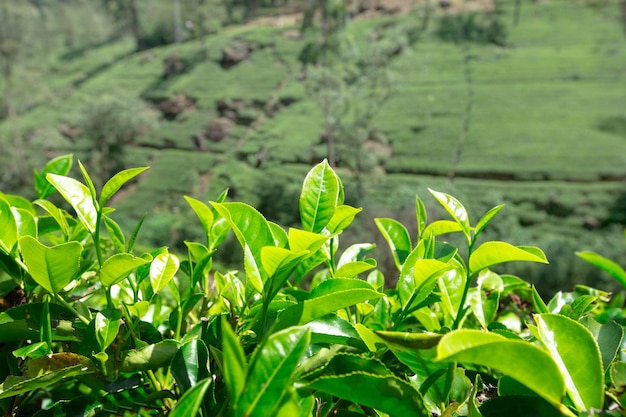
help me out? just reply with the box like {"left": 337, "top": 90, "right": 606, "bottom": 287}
{"left": 469, "top": 241, "right": 548, "bottom": 276}
{"left": 238, "top": 327, "right": 310, "bottom": 417}
{"left": 535, "top": 313, "right": 604, "bottom": 411}
{"left": 299, "top": 160, "right": 340, "bottom": 233}
{"left": 436, "top": 330, "right": 566, "bottom": 409}
{"left": 100, "top": 167, "right": 148, "bottom": 207}
{"left": 46, "top": 173, "right": 98, "bottom": 234}
{"left": 18, "top": 236, "right": 82, "bottom": 295}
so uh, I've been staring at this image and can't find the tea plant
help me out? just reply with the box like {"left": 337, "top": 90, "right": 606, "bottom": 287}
{"left": 0, "top": 155, "right": 625, "bottom": 416}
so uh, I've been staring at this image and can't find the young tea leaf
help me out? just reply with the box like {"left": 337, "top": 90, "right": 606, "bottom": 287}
{"left": 299, "top": 159, "right": 340, "bottom": 233}
{"left": 46, "top": 174, "right": 98, "bottom": 234}
{"left": 34, "top": 154, "right": 73, "bottom": 200}
{"left": 375, "top": 218, "right": 412, "bottom": 271}
{"left": 469, "top": 241, "right": 548, "bottom": 277}
{"left": 18, "top": 236, "right": 82, "bottom": 295}
{"left": 100, "top": 167, "right": 149, "bottom": 207}
{"left": 150, "top": 251, "right": 180, "bottom": 294}
{"left": 169, "top": 378, "right": 211, "bottom": 417}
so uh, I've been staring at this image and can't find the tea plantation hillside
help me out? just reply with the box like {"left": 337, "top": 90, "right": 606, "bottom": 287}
{"left": 0, "top": 0, "right": 624, "bottom": 294}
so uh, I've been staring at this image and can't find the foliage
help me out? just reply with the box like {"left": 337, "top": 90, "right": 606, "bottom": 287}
{"left": 1, "top": 156, "right": 626, "bottom": 416}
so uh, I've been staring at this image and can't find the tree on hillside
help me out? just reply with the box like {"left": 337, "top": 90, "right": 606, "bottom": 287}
{"left": 102, "top": 0, "right": 145, "bottom": 50}
{"left": 0, "top": 2, "right": 37, "bottom": 188}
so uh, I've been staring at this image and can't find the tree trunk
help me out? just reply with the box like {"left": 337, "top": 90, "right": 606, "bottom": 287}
{"left": 173, "top": 0, "right": 183, "bottom": 44}
{"left": 128, "top": 0, "right": 145, "bottom": 51}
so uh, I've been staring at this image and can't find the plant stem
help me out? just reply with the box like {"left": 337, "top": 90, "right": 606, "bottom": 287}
{"left": 55, "top": 293, "right": 90, "bottom": 325}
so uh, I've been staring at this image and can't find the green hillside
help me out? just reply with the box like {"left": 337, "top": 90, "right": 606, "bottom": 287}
{"left": 0, "top": 0, "right": 625, "bottom": 294}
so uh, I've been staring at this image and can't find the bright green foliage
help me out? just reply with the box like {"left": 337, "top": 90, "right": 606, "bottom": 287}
{"left": 0, "top": 156, "right": 625, "bottom": 417}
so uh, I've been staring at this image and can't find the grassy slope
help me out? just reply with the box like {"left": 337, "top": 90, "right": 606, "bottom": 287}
{"left": 1, "top": 0, "right": 625, "bottom": 293}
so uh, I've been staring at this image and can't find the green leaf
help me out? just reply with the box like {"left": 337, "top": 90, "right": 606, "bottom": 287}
{"left": 375, "top": 330, "right": 442, "bottom": 350}
{"left": 415, "top": 195, "right": 427, "bottom": 239}
{"left": 299, "top": 159, "right": 340, "bottom": 233}
{"left": 469, "top": 241, "right": 548, "bottom": 276}
{"left": 0, "top": 356, "right": 94, "bottom": 399}
{"left": 469, "top": 270, "right": 503, "bottom": 328}
{"left": 46, "top": 173, "right": 98, "bottom": 234}
{"left": 535, "top": 313, "right": 604, "bottom": 411}
{"left": 422, "top": 220, "right": 464, "bottom": 238}
{"left": 436, "top": 330, "right": 566, "bottom": 409}
{"left": 398, "top": 259, "right": 451, "bottom": 311}
{"left": 185, "top": 196, "right": 214, "bottom": 241}
{"left": 18, "top": 236, "right": 82, "bottom": 295}
{"left": 307, "top": 372, "right": 429, "bottom": 417}
{"left": 375, "top": 218, "right": 412, "bottom": 270}
{"left": 12, "top": 342, "right": 49, "bottom": 360}
{"left": 474, "top": 204, "right": 505, "bottom": 238}
{"left": 334, "top": 260, "right": 376, "bottom": 278}
{"left": 284, "top": 279, "right": 383, "bottom": 325}
{"left": 238, "top": 327, "right": 310, "bottom": 417}
{"left": 11, "top": 208, "right": 36, "bottom": 241}
{"left": 429, "top": 189, "right": 470, "bottom": 238}
{"left": 531, "top": 285, "right": 550, "bottom": 314}
{"left": 100, "top": 167, "right": 148, "bottom": 207}
{"left": 211, "top": 202, "right": 274, "bottom": 290}
{"left": 94, "top": 309, "right": 122, "bottom": 352}
{"left": 0, "top": 197, "right": 17, "bottom": 252}
{"left": 34, "top": 200, "right": 70, "bottom": 238}
{"left": 287, "top": 228, "right": 328, "bottom": 254}
{"left": 261, "top": 247, "right": 308, "bottom": 278}
{"left": 222, "top": 317, "right": 246, "bottom": 405}
{"left": 34, "top": 154, "right": 73, "bottom": 200}
{"left": 304, "top": 315, "right": 365, "bottom": 348}
{"left": 576, "top": 251, "right": 626, "bottom": 289}
{"left": 120, "top": 340, "right": 180, "bottom": 372}
{"left": 100, "top": 253, "right": 149, "bottom": 288}
{"left": 150, "top": 251, "right": 180, "bottom": 293}
{"left": 171, "top": 339, "right": 210, "bottom": 395}
{"left": 169, "top": 377, "right": 211, "bottom": 417}
{"left": 326, "top": 205, "right": 361, "bottom": 235}
{"left": 103, "top": 215, "right": 126, "bottom": 253}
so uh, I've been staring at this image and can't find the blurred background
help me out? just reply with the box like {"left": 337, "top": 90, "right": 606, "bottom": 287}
{"left": 0, "top": 0, "right": 624, "bottom": 295}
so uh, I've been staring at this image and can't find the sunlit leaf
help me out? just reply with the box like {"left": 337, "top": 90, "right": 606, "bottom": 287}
{"left": 474, "top": 204, "right": 505, "bottom": 238}
{"left": 469, "top": 241, "right": 548, "bottom": 276}
{"left": 0, "top": 197, "right": 17, "bottom": 252}
{"left": 100, "top": 253, "right": 149, "bottom": 288}
{"left": 535, "top": 313, "right": 604, "bottom": 411}
{"left": 34, "top": 154, "right": 73, "bottom": 200}
{"left": 94, "top": 309, "right": 122, "bottom": 352}
{"left": 100, "top": 167, "right": 148, "bottom": 207}
{"left": 436, "top": 330, "right": 566, "bottom": 409}
{"left": 429, "top": 189, "right": 470, "bottom": 238}
{"left": 238, "top": 327, "right": 310, "bottom": 417}
{"left": 326, "top": 205, "right": 361, "bottom": 235}
{"left": 375, "top": 218, "right": 411, "bottom": 270}
{"left": 18, "top": 236, "right": 82, "bottom": 295}
{"left": 299, "top": 159, "right": 340, "bottom": 233}
{"left": 46, "top": 173, "right": 98, "bottom": 234}
{"left": 576, "top": 251, "right": 626, "bottom": 289}
{"left": 150, "top": 251, "right": 180, "bottom": 293}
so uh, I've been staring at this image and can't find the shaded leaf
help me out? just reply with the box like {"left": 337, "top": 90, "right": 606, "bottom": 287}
{"left": 307, "top": 372, "right": 429, "bottom": 417}
{"left": 576, "top": 251, "right": 626, "bottom": 289}
{"left": 120, "top": 340, "right": 180, "bottom": 372}
{"left": 169, "top": 378, "right": 211, "bottom": 417}
{"left": 34, "top": 154, "right": 73, "bottom": 200}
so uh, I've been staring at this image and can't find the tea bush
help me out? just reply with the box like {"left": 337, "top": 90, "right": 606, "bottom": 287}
{"left": 0, "top": 155, "right": 625, "bottom": 416}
